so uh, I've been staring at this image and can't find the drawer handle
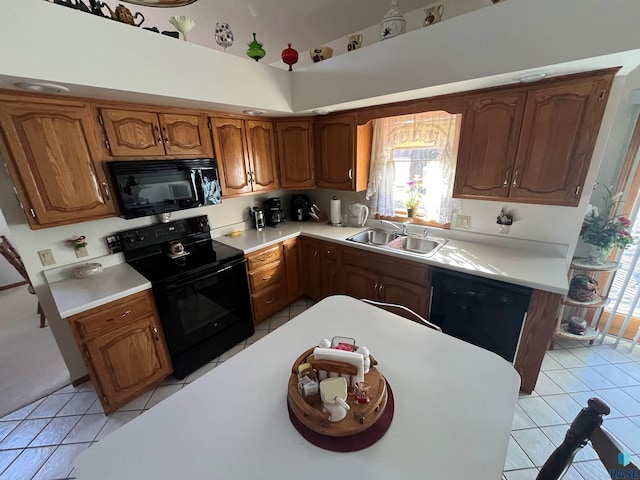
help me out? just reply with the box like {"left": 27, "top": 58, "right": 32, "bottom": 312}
{"left": 152, "top": 326, "right": 159, "bottom": 341}
{"left": 102, "top": 182, "right": 111, "bottom": 201}
{"left": 262, "top": 275, "right": 273, "bottom": 281}
{"left": 265, "top": 297, "right": 275, "bottom": 304}
{"left": 119, "top": 310, "right": 131, "bottom": 318}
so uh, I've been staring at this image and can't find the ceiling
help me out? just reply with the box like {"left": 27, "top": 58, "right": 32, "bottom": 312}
{"left": 122, "top": 0, "right": 432, "bottom": 63}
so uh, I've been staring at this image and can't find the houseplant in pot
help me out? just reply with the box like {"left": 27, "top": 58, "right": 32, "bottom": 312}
{"left": 580, "top": 184, "right": 634, "bottom": 264}
{"left": 404, "top": 176, "right": 424, "bottom": 218}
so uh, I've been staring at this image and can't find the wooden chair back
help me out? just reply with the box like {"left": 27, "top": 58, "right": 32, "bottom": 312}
{"left": 536, "top": 398, "right": 639, "bottom": 479}
{"left": 0, "top": 235, "right": 46, "bottom": 327}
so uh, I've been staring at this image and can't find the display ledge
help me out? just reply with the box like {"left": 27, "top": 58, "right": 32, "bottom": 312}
{"left": 557, "top": 323, "right": 600, "bottom": 342}
{"left": 561, "top": 295, "right": 609, "bottom": 308}
{"left": 213, "top": 222, "right": 569, "bottom": 295}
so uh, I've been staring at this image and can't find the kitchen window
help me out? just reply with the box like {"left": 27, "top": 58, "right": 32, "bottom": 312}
{"left": 366, "top": 111, "right": 461, "bottom": 226}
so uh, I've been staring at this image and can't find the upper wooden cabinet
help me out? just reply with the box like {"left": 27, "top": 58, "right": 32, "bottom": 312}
{"left": 210, "top": 117, "right": 279, "bottom": 196}
{"left": 0, "top": 96, "right": 116, "bottom": 229}
{"left": 275, "top": 120, "right": 314, "bottom": 189}
{"left": 99, "top": 108, "right": 211, "bottom": 158}
{"left": 454, "top": 70, "right": 616, "bottom": 206}
{"left": 314, "top": 114, "right": 372, "bottom": 191}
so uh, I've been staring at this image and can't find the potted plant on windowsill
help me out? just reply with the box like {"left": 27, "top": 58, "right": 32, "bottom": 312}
{"left": 404, "top": 177, "right": 424, "bottom": 218}
{"left": 580, "top": 184, "right": 634, "bottom": 265}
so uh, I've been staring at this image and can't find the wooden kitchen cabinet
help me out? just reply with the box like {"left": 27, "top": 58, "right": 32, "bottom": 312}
{"left": 245, "top": 244, "right": 288, "bottom": 324}
{"left": 210, "top": 116, "right": 279, "bottom": 196}
{"left": 0, "top": 95, "right": 116, "bottom": 229}
{"left": 67, "top": 290, "right": 172, "bottom": 415}
{"left": 300, "top": 237, "right": 342, "bottom": 300}
{"left": 283, "top": 238, "right": 303, "bottom": 303}
{"left": 99, "top": 108, "right": 211, "bottom": 157}
{"left": 454, "top": 69, "right": 616, "bottom": 206}
{"left": 341, "top": 245, "right": 430, "bottom": 318}
{"left": 275, "top": 120, "right": 315, "bottom": 188}
{"left": 314, "top": 114, "right": 372, "bottom": 191}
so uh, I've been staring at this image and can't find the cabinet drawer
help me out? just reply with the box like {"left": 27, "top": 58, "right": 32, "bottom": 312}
{"left": 341, "top": 245, "right": 429, "bottom": 286}
{"left": 68, "top": 290, "right": 155, "bottom": 341}
{"left": 248, "top": 261, "right": 285, "bottom": 292}
{"left": 251, "top": 281, "right": 287, "bottom": 324}
{"left": 246, "top": 245, "right": 282, "bottom": 270}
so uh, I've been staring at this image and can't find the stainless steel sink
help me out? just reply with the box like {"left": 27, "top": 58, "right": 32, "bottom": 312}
{"left": 347, "top": 228, "right": 400, "bottom": 246}
{"left": 346, "top": 228, "right": 447, "bottom": 256}
{"left": 396, "top": 236, "right": 447, "bottom": 256}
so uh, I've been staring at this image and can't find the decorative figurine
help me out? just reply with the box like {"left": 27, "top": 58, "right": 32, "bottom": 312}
{"left": 355, "top": 381, "right": 371, "bottom": 404}
{"left": 309, "top": 46, "right": 333, "bottom": 63}
{"left": 496, "top": 208, "right": 513, "bottom": 225}
{"left": 247, "top": 32, "right": 266, "bottom": 62}
{"left": 214, "top": 22, "right": 234, "bottom": 52}
{"left": 281, "top": 43, "right": 298, "bottom": 71}
{"left": 424, "top": 4, "right": 444, "bottom": 26}
{"left": 347, "top": 33, "right": 362, "bottom": 51}
{"left": 169, "top": 15, "right": 195, "bottom": 41}
{"left": 381, "top": 0, "right": 406, "bottom": 41}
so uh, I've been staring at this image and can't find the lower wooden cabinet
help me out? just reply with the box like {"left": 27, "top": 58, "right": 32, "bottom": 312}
{"left": 67, "top": 290, "right": 172, "bottom": 415}
{"left": 340, "top": 245, "right": 431, "bottom": 319}
{"left": 246, "top": 239, "right": 303, "bottom": 324}
{"left": 300, "top": 237, "right": 342, "bottom": 300}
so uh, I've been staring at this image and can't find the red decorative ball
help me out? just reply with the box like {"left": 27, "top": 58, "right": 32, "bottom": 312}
{"left": 281, "top": 43, "right": 299, "bottom": 72}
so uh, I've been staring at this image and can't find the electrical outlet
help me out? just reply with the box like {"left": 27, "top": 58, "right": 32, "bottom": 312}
{"left": 498, "top": 224, "right": 510, "bottom": 234}
{"left": 38, "top": 249, "right": 56, "bottom": 266}
{"left": 456, "top": 215, "right": 471, "bottom": 229}
{"left": 75, "top": 246, "right": 89, "bottom": 258}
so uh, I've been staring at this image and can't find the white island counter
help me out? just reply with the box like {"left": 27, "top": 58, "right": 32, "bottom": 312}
{"left": 75, "top": 296, "right": 520, "bottom": 480}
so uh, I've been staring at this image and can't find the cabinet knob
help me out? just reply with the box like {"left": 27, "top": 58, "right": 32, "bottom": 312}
{"left": 101, "top": 182, "right": 111, "bottom": 202}
{"left": 154, "top": 126, "right": 162, "bottom": 143}
{"left": 512, "top": 169, "right": 519, "bottom": 188}
{"left": 162, "top": 126, "right": 169, "bottom": 144}
{"left": 503, "top": 169, "right": 510, "bottom": 188}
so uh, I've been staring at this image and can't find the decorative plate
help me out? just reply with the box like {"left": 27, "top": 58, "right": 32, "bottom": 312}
{"left": 120, "top": 0, "right": 199, "bottom": 8}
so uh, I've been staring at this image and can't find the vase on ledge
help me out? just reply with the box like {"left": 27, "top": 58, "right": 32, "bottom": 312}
{"left": 407, "top": 208, "right": 415, "bottom": 218}
{"left": 587, "top": 245, "right": 612, "bottom": 265}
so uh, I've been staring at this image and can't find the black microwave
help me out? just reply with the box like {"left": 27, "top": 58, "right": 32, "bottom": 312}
{"left": 107, "top": 159, "right": 222, "bottom": 219}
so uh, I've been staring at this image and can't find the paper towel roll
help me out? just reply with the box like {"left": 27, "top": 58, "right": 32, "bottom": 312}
{"left": 330, "top": 196, "right": 342, "bottom": 225}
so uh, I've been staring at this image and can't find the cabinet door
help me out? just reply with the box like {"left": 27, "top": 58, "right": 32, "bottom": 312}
{"left": 0, "top": 100, "right": 116, "bottom": 228}
{"left": 210, "top": 117, "right": 252, "bottom": 196}
{"left": 100, "top": 108, "right": 165, "bottom": 157}
{"left": 315, "top": 115, "right": 356, "bottom": 190}
{"left": 343, "top": 264, "right": 379, "bottom": 301}
{"left": 510, "top": 77, "right": 612, "bottom": 206}
{"left": 454, "top": 92, "right": 526, "bottom": 199}
{"left": 158, "top": 113, "right": 210, "bottom": 156}
{"left": 283, "top": 238, "right": 303, "bottom": 303}
{"left": 84, "top": 315, "right": 172, "bottom": 414}
{"left": 381, "top": 275, "right": 429, "bottom": 319}
{"left": 276, "top": 121, "right": 315, "bottom": 188}
{"left": 301, "top": 238, "right": 322, "bottom": 300}
{"left": 245, "top": 120, "right": 279, "bottom": 192}
{"left": 320, "top": 242, "right": 342, "bottom": 298}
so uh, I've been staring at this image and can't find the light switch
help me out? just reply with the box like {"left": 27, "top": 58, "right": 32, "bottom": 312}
{"left": 75, "top": 246, "right": 89, "bottom": 258}
{"left": 456, "top": 215, "right": 471, "bottom": 229}
{"left": 38, "top": 249, "right": 56, "bottom": 266}
{"left": 498, "top": 224, "right": 510, "bottom": 234}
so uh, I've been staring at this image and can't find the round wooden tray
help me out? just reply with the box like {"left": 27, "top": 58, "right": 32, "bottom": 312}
{"left": 287, "top": 347, "right": 389, "bottom": 438}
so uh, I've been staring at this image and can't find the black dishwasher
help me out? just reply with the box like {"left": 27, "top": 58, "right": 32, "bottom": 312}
{"left": 430, "top": 268, "right": 532, "bottom": 362}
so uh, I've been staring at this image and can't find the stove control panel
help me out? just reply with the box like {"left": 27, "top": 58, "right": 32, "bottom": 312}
{"left": 118, "top": 215, "right": 210, "bottom": 253}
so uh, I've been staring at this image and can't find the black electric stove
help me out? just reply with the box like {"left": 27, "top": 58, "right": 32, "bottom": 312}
{"left": 118, "top": 216, "right": 254, "bottom": 379}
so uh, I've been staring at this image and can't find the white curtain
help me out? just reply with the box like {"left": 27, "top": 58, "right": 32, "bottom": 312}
{"left": 365, "top": 111, "right": 460, "bottom": 223}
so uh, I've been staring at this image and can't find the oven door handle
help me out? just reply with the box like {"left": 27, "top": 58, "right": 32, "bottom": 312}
{"left": 159, "top": 259, "right": 245, "bottom": 292}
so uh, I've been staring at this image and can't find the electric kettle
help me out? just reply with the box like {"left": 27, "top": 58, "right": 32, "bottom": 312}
{"left": 348, "top": 203, "right": 369, "bottom": 227}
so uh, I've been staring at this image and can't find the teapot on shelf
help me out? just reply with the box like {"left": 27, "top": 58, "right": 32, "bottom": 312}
{"left": 103, "top": 3, "right": 145, "bottom": 26}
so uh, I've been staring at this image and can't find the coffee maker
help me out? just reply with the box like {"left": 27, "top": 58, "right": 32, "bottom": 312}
{"left": 265, "top": 197, "right": 285, "bottom": 227}
{"left": 250, "top": 206, "right": 265, "bottom": 231}
{"left": 291, "top": 194, "right": 310, "bottom": 221}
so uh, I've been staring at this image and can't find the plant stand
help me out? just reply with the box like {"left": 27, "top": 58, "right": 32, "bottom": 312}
{"left": 550, "top": 257, "right": 620, "bottom": 349}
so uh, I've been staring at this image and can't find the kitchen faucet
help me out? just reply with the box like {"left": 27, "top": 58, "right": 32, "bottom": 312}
{"left": 379, "top": 220, "right": 409, "bottom": 235}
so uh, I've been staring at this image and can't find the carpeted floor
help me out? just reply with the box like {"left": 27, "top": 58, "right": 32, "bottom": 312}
{"left": 0, "top": 285, "right": 70, "bottom": 418}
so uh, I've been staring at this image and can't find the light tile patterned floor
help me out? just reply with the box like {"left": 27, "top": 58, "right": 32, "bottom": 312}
{"left": 1, "top": 297, "right": 639, "bottom": 480}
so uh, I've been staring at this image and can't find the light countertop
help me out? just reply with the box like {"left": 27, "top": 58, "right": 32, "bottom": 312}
{"left": 214, "top": 221, "right": 570, "bottom": 294}
{"left": 75, "top": 296, "right": 520, "bottom": 480}
{"left": 45, "top": 261, "right": 151, "bottom": 318}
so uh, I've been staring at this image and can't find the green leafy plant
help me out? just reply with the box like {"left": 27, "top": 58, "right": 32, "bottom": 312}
{"left": 580, "top": 184, "right": 634, "bottom": 250}
{"left": 404, "top": 176, "right": 424, "bottom": 210}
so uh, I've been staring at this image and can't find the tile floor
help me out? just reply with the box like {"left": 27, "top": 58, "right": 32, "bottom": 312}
{"left": 1, "top": 297, "right": 640, "bottom": 480}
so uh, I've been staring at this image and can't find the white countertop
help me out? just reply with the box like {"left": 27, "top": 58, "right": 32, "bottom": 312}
{"left": 214, "top": 222, "right": 570, "bottom": 294}
{"left": 75, "top": 295, "right": 520, "bottom": 480}
{"left": 45, "top": 262, "right": 151, "bottom": 318}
